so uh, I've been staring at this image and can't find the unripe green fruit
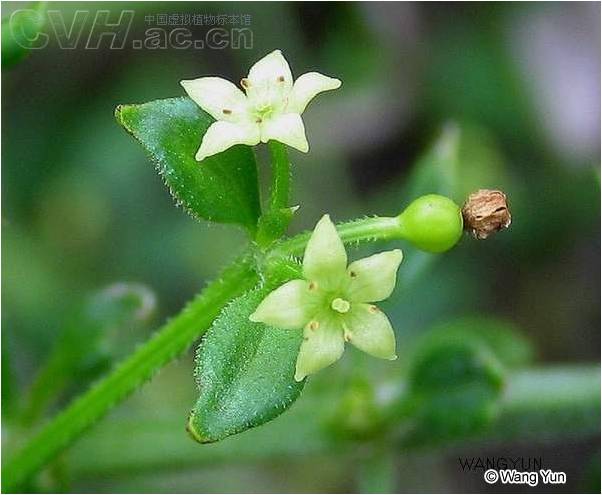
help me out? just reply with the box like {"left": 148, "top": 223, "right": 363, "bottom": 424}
{"left": 398, "top": 194, "right": 463, "bottom": 253}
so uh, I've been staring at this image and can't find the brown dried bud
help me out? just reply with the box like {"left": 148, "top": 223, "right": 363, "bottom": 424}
{"left": 462, "top": 189, "right": 511, "bottom": 240}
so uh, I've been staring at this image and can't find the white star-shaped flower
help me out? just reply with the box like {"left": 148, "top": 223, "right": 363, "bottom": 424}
{"left": 250, "top": 215, "right": 402, "bottom": 381}
{"left": 180, "top": 50, "right": 342, "bottom": 161}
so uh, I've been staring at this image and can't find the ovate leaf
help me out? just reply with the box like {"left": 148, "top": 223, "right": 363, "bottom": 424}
{"left": 189, "top": 287, "right": 304, "bottom": 443}
{"left": 116, "top": 97, "right": 261, "bottom": 232}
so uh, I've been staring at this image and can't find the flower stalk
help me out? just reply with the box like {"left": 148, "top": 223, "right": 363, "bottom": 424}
{"left": 268, "top": 140, "right": 291, "bottom": 211}
{"left": 254, "top": 141, "right": 295, "bottom": 247}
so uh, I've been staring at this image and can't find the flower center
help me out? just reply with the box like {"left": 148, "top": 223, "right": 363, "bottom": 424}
{"left": 253, "top": 101, "right": 274, "bottom": 121}
{"left": 331, "top": 297, "right": 350, "bottom": 314}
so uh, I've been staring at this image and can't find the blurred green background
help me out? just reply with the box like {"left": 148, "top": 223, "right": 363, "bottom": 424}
{"left": 2, "top": 2, "right": 600, "bottom": 493}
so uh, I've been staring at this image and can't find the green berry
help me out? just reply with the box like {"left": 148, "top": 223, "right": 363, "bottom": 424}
{"left": 398, "top": 194, "right": 463, "bottom": 253}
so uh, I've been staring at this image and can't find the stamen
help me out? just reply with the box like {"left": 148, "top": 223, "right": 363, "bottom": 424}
{"left": 255, "top": 117, "right": 263, "bottom": 123}
{"left": 240, "top": 78, "right": 250, "bottom": 89}
{"left": 309, "top": 321, "right": 320, "bottom": 331}
{"left": 342, "top": 323, "right": 352, "bottom": 342}
{"left": 308, "top": 281, "right": 318, "bottom": 291}
{"left": 222, "top": 109, "right": 232, "bottom": 115}
{"left": 349, "top": 271, "right": 357, "bottom": 278}
{"left": 368, "top": 305, "right": 379, "bottom": 314}
{"left": 331, "top": 298, "right": 351, "bottom": 314}
{"left": 277, "top": 75, "right": 285, "bottom": 82}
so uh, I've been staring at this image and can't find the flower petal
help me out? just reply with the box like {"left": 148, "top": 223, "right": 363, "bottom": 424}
{"left": 302, "top": 214, "right": 347, "bottom": 289}
{"left": 249, "top": 280, "right": 314, "bottom": 330}
{"left": 344, "top": 304, "right": 397, "bottom": 360}
{"left": 260, "top": 113, "right": 309, "bottom": 152}
{"left": 295, "top": 315, "right": 345, "bottom": 381}
{"left": 247, "top": 49, "right": 293, "bottom": 91}
{"left": 196, "top": 121, "right": 260, "bottom": 161}
{"left": 180, "top": 77, "right": 249, "bottom": 122}
{"left": 345, "top": 249, "right": 403, "bottom": 303}
{"left": 287, "top": 72, "right": 342, "bottom": 114}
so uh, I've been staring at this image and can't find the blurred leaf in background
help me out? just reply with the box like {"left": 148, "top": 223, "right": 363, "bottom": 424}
{"left": 16, "top": 283, "right": 157, "bottom": 427}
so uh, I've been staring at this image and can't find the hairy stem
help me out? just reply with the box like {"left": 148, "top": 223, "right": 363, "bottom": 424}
{"left": 267, "top": 140, "right": 291, "bottom": 211}
{"left": 2, "top": 256, "right": 258, "bottom": 493}
{"left": 270, "top": 215, "right": 403, "bottom": 258}
{"left": 2, "top": 213, "right": 410, "bottom": 490}
{"left": 255, "top": 142, "right": 293, "bottom": 247}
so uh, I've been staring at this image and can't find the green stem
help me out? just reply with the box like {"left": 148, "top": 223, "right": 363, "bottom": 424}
{"left": 2, "top": 256, "right": 258, "bottom": 493}
{"left": 19, "top": 352, "right": 71, "bottom": 427}
{"left": 254, "top": 142, "right": 293, "bottom": 247}
{"left": 2, "top": 213, "right": 407, "bottom": 491}
{"left": 270, "top": 215, "right": 403, "bottom": 258}
{"left": 267, "top": 140, "right": 290, "bottom": 211}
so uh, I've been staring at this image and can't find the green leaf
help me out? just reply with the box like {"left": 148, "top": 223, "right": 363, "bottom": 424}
{"left": 421, "top": 316, "right": 533, "bottom": 369}
{"left": 189, "top": 287, "right": 304, "bottom": 443}
{"left": 115, "top": 97, "right": 261, "bottom": 232}
{"left": 405, "top": 339, "right": 505, "bottom": 444}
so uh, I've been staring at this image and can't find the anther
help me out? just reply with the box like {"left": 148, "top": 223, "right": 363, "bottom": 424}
{"left": 309, "top": 321, "right": 320, "bottom": 331}
{"left": 222, "top": 109, "right": 232, "bottom": 115}
{"left": 308, "top": 281, "right": 318, "bottom": 291}
{"left": 277, "top": 75, "right": 285, "bottom": 82}
{"left": 368, "top": 305, "right": 379, "bottom": 314}
{"left": 349, "top": 271, "right": 357, "bottom": 278}
{"left": 240, "top": 78, "right": 250, "bottom": 89}
{"left": 342, "top": 323, "right": 352, "bottom": 342}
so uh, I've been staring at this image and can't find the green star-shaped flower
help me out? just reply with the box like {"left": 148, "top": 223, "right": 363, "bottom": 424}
{"left": 250, "top": 214, "right": 402, "bottom": 381}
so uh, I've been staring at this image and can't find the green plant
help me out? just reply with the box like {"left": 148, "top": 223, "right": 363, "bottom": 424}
{"left": 4, "top": 49, "right": 597, "bottom": 494}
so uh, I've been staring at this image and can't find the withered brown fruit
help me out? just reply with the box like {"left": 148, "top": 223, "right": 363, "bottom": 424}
{"left": 462, "top": 189, "right": 511, "bottom": 240}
